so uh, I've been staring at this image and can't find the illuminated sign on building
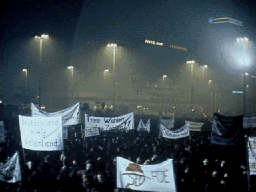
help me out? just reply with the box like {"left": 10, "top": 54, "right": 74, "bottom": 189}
{"left": 145, "top": 39, "right": 163, "bottom": 46}
{"left": 170, "top": 45, "right": 187, "bottom": 51}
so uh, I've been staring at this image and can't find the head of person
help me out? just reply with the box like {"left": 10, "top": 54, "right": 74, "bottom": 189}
{"left": 26, "top": 161, "right": 33, "bottom": 170}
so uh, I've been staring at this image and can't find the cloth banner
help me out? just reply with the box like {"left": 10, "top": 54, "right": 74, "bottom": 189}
{"left": 117, "top": 157, "right": 176, "bottom": 192}
{"left": 19, "top": 116, "right": 63, "bottom": 151}
{"left": 31, "top": 103, "right": 80, "bottom": 126}
{"left": 84, "top": 127, "right": 99, "bottom": 137}
{"left": 210, "top": 113, "right": 243, "bottom": 145}
{"left": 186, "top": 120, "right": 204, "bottom": 131}
{"left": 161, "top": 123, "right": 189, "bottom": 139}
{"left": 159, "top": 117, "right": 175, "bottom": 129}
{"left": 0, "top": 121, "right": 5, "bottom": 142}
{"left": 85, "top": 112, "right": 134, "bottom": 131}
{"left": 248, "top": 137, "right": 256, "bottom": 175}
{"left": 0, "top": 151, "right": 21, "bottom": 183}
{"left": 137, "top": 119, "right": 150, "bottom": 132}
{"left": 243, "top": 117, "right": 256, "bottom": 128}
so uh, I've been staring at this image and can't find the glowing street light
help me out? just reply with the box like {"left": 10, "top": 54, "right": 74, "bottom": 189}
{"left": 107, "top": 43, "right": 117, "bottom": 110}
{"left": 104, "top": 69, "right": 109, "bottom": 85}
{"left": 35, "top": 34, "right": 49, "bottom": 108}
{"left": 67, "top": 66, "right": 74, "bottom": 97}
{"left": 22, "top": 68, "right": 28, "bottom": 84}
{"left": 187, "top": 60, "right": 195, "bottom": 110}
{"left": 163, "top": 75, "right": 167, "bottom": 84}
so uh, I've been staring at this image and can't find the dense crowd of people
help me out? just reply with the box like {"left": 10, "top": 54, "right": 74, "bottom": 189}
{"left": 0, "top": 116, "right": 255, "bottom": 192}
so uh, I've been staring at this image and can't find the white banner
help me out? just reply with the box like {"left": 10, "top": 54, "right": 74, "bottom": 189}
{"left": 159, "top": 117, "right": 175, "bottom": 129}
{"left": 85, "top": 112, "right": 134, "bottom": 131}
{"left": 0, "top": 151, "right": 21, "bottom": 183}
{"left": 31, "top": 103, "right": 80, "bottom": 126}
{"left": 117, "top": 157, "right": 176, "bottom": 192}
{"left": 19, "top": 116, "right": 63, "bottom": 151}
{"left": 84, "top": 127, "right": 99, "bottom": 137}
{"left": 186, "top": 120, "right": 204, "bottom": 131}
{"left": 161, "top": 123, "right": 189, "bottom": 139}
{"left": 248, "top": 137, "right": 256, "bottom": 175}
{"left": 137, "top": 119, "right": 150, "bottom": 132}
{"left": 0, "top": 121, "right": 5, "bottom": 143}
{"left": 243, "top": 117, "right": 256, "bottom": 128}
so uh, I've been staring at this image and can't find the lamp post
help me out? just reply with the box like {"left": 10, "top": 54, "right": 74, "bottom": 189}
{"left": 22, "top": 68, "right": 28, "bottom": 85}
{"left": 35, "top": 34, "right": 49, "bottom": 109}
{"left": 236, "top": 37, "right": 250, "bottom": 115}
{"left": 163, "top": 75, "right": 167, "bottom": 85}
{"left": 107, "top": 43, "right": 117, "bottom": 111}
{"left": 200, "top": 65, "right": 208, "bottom": 78}
{"left": 104, "top": 69, "right": 109, "bottom": 86}
{"left": 187, "top": 60, "right": 195, "bottom": 111}
{"left": 67, "top": 66, "right": 74, "bottom": 98}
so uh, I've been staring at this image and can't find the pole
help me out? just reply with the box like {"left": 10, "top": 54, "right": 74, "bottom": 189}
{"left": 245, "top": 135, "right": 251, "bottom": 191}
{"left": 243, "top": 71, "right": 246, "bottom": 116}
{"left": 39, "top": 39, "right": 42, "bottom": 109}
{"left": 113, "top": 47, "right": 116, "bottom": 111}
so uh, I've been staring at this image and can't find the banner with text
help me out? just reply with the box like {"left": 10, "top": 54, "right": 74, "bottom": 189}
{"left": 31, "top": 103, "right": 80, "bottom": 126}
{"left": 117, "top": 157, "right": 176, "bottom": 192}
{"left": 85, "top": 112, "right": 134, "bottom": 131}
{"left": 19, "top": 116, "right": 63, "bottom": 151}
{"left": 0, "top": 121, "right": 5, "bottom": 143}
{"left": 243, "top": 117, "right": 256, "bottom": 128}
{"left": 0, "top": 151, "right": 21, "bottom": 183}
{"left": 186, "top": 121, "right": 204, "bottom": 131}
{"left": 137, "top": 119, "right": 150, "bottom": 132}
{"left": 248, "top": 137, "right": 256, "bottom": 175}
{"left": 84, "top": 127, "right": 100, "bottom": 137}
{"left": 161, "top": 123, "right": 189, "bottom": 139}
{"left": 159, "top": 117, "right": 175, "bottom": 129}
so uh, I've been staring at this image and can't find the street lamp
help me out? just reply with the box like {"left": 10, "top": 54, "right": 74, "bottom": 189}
{"left": 200, "top": 65, "right": 208, "bottom": 78}
{"left": 163, "top": 75, "right": 167, "bottom": 84}
{"left": 237, "top": 37, "right": 250, "bottom": 115}
{"left": 35, "top": 34, "right": 49, "bottom": 109}
{"left": 107, "top": 43, "right": 117, "bottom": 110}
{"left": 104, "top": 69, "right": 109, "bottom": 86}
{"left": 187, "top": 60, "right": 195, "bottom": 110}
{"left": 22, "top": 68, "right": 28, "bottom": 85}
{"left": 67, "top": 66, "right": 74, "bottom": 97}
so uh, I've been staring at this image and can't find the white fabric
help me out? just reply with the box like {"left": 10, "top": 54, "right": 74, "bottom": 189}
{"left": 19, "top": 116, "right": 63, "bottom": 151}
{"left": 137, "top": 119, "right": 150, "bottom": 132}
{"left": 117, "top": 157, "right": 176, "bottom": 192}
{"left": 186, "top": 120, "right": 204, "bottom": 131}
{"left": 84, "top": 127, "right": 99, "bottom": 137}
{"left": 85, "top": 112, "right": 134, "bottom": 131}
{"left": 0, "top": 121, "right": 5, "bottom": 142}
{"left": 248, "top": 137, "right": 256, "bottom": 175}
{"left": 0, "top": 152, "right": 21, "bottom": 183}
{"left": 31, "top": 103, "right": 80, "bottom": 126}
{"left": 159, "top": 117, "right": 175, "bottom": 129}
{"left": 161, "top": 123, "right": 189, "bottom": 139}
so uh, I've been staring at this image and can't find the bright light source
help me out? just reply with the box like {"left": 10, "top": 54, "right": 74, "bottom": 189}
{"left": 245, "top": 72, "right": 249, "bottom": 76}
{"left": 187, "top": 60, "right": 195, "bottom": 64}
{"left": 163, "top": 75, "right": 167, "bottom": 78}
{"left": 204, "top": 65, "right": 208, "bottom": 68}
{"left": 246, "top": 85, "right": 249, "bottom": 88}
{"left": 0, "top": 100, "right": 2, "bottom": 104}
{"left": 41, "top": 105, "right": 45, "bottom": 109}
{"left": 22, "top": 69, "right": 27, "bottom": 72}
{"left": 35, "top": 36, "right": 39, "bottom": 39}
{"left": 104, "top": 69, "right": 109, "bottom": 72}
{"left": 67, "top": 66, "right": 74, "bottom": 69}
{"left": 244, "top": 37, "right": 249, "bottom": 42}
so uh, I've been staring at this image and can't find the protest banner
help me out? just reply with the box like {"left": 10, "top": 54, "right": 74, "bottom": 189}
{"left": 248, "top": 137, "right": 256, "bottom": 175}
{"left": 117, "top": 157, "right": 176, "bottom": 192}
{"left": 161, "top": 123, "right": 189, "bottom": 139}
{"left": 186, "top": 120, "right": 204, "bottom": 131}
{"left": 19, "top": 116, "right": 63, "bottom": 151}
{"left": 31, "top": 102, "right": 80, "bottom": 126}
{"left": 85, "top": 112, "right": 134, "bottom": 131}
{"left": 84, "top": 127, "right": 99, "bottom": 137}
{"left": 0, "top": 151, "right": 21, "bottom": 183}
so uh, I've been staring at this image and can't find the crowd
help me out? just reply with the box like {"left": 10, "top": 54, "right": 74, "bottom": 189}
{"left": 0, "top": 116, "right": 255, "bottom": 192}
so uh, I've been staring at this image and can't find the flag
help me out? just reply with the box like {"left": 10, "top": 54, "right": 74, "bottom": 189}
{"left": 210, "top": 113, "right": 243, "bottom": 145}
{"left": 0, "top": 152, "right": 21, "bottom": 183}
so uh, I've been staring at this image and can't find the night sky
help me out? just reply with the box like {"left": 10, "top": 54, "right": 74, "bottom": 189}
{"left": 1, "top": 0, "right": 256, "bottom": 108}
